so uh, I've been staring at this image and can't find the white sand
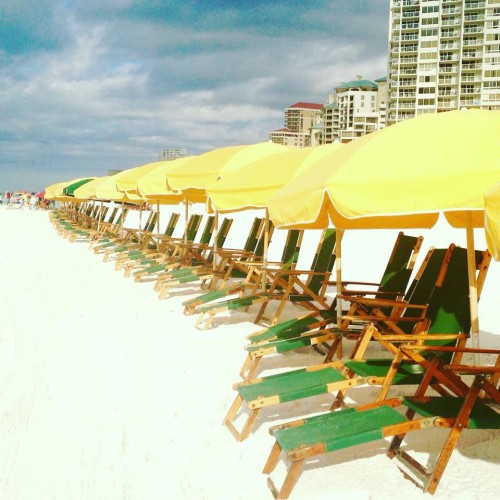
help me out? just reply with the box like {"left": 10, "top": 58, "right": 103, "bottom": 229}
{"left": 0, "top": 206, "right": 498, "bottom": 500}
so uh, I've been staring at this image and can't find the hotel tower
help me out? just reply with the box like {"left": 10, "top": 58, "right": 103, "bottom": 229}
{"left": 388, "top": 0, "right": 500, "bottom": 123}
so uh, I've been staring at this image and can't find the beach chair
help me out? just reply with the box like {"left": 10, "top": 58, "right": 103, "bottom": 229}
{"left": 150, "top": 216, "right": 265, "bottom": 294}
{"left": 143, "top": 217, "right": 234, "bottom": 291}
{"left": 125, "top": 213, "right": 211, "bottom": 277}
{"left": 68, "top": 205, "right": 116, "bottom": 242}
{"left": 263, "top": 345, "right": 500, "bottom": 499}
{"left": 222, "top": 246, "right": 490, "bottom": 442}
{"left": 88, "top": 206, "right": 129, "bottom": 248}
{"left": 116, "top": 211, "right": 184, "bottom": 271}
{"left": 194, "top": 228, "right": 336, "bottom": 330}
{"left": 181, "top": 217, "right": 271, "bottom": 313}
{"left": 93, "top": 209, "right": 157, "bottom": 255}
{"left": 102, "top": 211, "right": 161, "bottom": 262}
{"left": 240, "top": 236, "right": 428, "bottom": 380}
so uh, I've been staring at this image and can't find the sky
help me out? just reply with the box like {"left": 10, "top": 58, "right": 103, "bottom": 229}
{"left": 0, "top": 1, "right": 390, "bottom": 192}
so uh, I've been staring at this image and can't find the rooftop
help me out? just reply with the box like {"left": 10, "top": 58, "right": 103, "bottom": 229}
{"left": 288, "top": 102, "right": 324, "bottom": 110}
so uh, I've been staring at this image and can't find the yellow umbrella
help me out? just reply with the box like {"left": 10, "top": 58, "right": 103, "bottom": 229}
{"left": 165, "top": 142, "right": 289, "bottom": 199}
{"left": 73, "top": 176, "right": 111, "bottom": 200}
{"left": 137, "top": 156, "right": 193, "bottom": 203}
{"left": 206, "top": 144, "right": 343, "bottom": 288}
{"left": 269, "top": 109, "right": 500, "bottom": 348}
{"left": 207, "top": 144, "right": 343, "bottom": 213}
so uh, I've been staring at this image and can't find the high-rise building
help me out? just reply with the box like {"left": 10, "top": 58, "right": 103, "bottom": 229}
{"left": 269, "top": 102, "right": 323, "bottom": 147}
{"left": 321, "top": 76, "right": 388, "bottom": 143}
{"left": 388, "top": 0, "right": 500, "bottom": 124}
{"left": 159, "top": 148, "right": 188, "bottom": 161}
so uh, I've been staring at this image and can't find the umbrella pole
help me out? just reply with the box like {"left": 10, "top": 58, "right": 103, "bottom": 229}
{"left": 184, "top": 195, "right": 189, "bottom": 246}
{"left": 466, "top": 213, "right": 480, "bottom": 362}
{"left": 156, "top": 200, "right": 160, "bottom": 250}
{"left": 120, "top": 202, "right": 125, "bottom": 237}
{"left": 138, "top": 203, "right": 143, "bottom": 243}
{"left": 213, "top": 210, "right": 219, "bottom": 272}
{"left": 97, "top": 200, "right": 103, "bottom": 232}
{"left": 335, "top": 229, "right": 344, "bottom": 329}
{"left": 262, "top": 209, "right": 269, "bottom": 292}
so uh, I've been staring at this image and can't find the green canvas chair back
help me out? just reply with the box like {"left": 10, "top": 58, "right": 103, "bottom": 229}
{"left": 164, "top": 212, "right": 180, "bottom": 237}
{"left": 99, "top": 206, "right": 109, "bottom": 222}
{"left": 280, "top": 230, "right": 303, "bottom": 271}
{"left": 184, "top": 214, "right": 203, "bottom": 242}
{"left": 254, "top": 220, "right": 275, "bottom": 259}
{"left": 393, "top": 246, "right": 454, "bottom": 334}
{"left": 426, "top": 247, "right": 490, "bottom": 343}
{"left": 243, "top": 217, "right": 264, "bottom": 254}
{"left": 107, "top": 207, "right": 119, "bottom": 224}
{"left": 293, "top": 228, "right": 336, "bottom": 300}
{"left": 199, "top": 216, "right": 216, "bottom": 245}
{"left": 215, "top": 218, "right": 233, "bottom": 248}
{"left": 145, "top": 211, "right": 159, "bottom": 233}
{"left": 116, "top": 207, "right": 128, "bottom": 225}
{"left": 379, "top": 232, "right": 423, "bottom": 298}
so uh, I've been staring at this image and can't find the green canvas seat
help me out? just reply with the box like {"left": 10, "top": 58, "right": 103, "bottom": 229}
{"left": 223, "top": 245, "right": 491, "bottom": 442}
{"left": 264, "top": 347, "right": 500, "bottom": 499}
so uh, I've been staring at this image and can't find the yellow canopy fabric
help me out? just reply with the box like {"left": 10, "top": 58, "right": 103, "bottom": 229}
{"left": 45, "top": 181, "right": 68, "bottom": 200}
{"left": 207, "top": 144, "right": 342, "bottom": 213}
{"left": 73, "top": 176, "right": 111, "bottom": 200}
{"left": 46, "top": 178, "right": 93, "bottom": 202}
{"left": 269, "top": 109, "right": 500, "bottom": 230}
{"left": 485, "top": 181, "right": 500, "bottom": 261}
{"left": 164, "top": 143, "right": 289, "bottom": 202}
{"left": 95, "top": 172, "right": 143, "bottom": 203}
{"left": 115, "top": 161, "right": 174, "bottom": 199}
{"left": 137, "top": 156, "right": 193, "bottom": 204}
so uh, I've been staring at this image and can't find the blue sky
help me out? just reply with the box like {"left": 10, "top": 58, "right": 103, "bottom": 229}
{"left": 0, "top": 1, "right": 389, "bottom": 191}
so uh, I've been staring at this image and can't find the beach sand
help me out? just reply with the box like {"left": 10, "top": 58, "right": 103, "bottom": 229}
{"left": 0, "top": 206, "right": 498, "bottom": 499}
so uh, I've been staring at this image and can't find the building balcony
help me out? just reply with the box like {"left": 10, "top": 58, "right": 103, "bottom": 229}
{"left": 464, "top": 14, "right": 485, "bottom": 21}
{"left": 440, "top": 66, "right": 459, "bottom": 73}
{"left": 464, "top": 27, "right": 484, "bottom": 34}
{"left": 464, "top": 2, "right": 486, "bottom": 10}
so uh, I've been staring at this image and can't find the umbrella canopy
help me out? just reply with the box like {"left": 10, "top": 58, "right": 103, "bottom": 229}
{"left": 207, "top": 144, "right": 343, "bottom": 213}
{"left": 269, "top": 109, "right": 500, "bottom": 230}
{"left": 164, "top": 142, "right": 289, "bottom": 202}
{"left": 62, "top": 178, "right": 95, "bottom": 197}
{"left": 269, "top": 109, "right": 500, "bottom": 348}
{"left": 137, "top": 156, "right": 193, "bottom": 204}
{"left": 115, "top": 161, "right": 177, "bottom": 199}
{"left": 45, "top": 178, "right": 94, "bottom": 201}
{"left": 73, "top": 176, "right": 111, "bottom": 200}
{"left": 95, "top": 170, "right": 144, "bottom": 203}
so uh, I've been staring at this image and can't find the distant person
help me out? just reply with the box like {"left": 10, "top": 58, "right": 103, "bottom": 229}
{"left": 0, "top": 193, "right": 2, "bottom": 204}
{"left": 5, "top": 192, "right": 11, "bottom": 204}
{"left": 29, "top": 195, "right": 38, "bottom": 210}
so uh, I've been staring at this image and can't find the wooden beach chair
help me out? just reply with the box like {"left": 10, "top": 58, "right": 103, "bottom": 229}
{"left": 240, "top": 236, "right": 429, "bottom": 380}
{"left": 139, "top": 217, "right": 234, "bottom": 288}
{"left": 263, "top": 345, "right": 500, "bottom": 499}
{"left": 222, "top": 246, "right": 490, "bottom": 442}
{"left": 194, "top": 228, "right": 336, "bottom": 330}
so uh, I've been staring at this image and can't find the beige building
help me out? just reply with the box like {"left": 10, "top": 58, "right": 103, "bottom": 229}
{"left": 388, "top": 0, "right": 500, "bottom": 123}
{"left": 269, "top": 102, "right": 324, "bottom": 147}
{"left": 319, "top": 76, "right": 387, "bottom": 144}
{"left": 159, "top": 148, "right": 188, "bottom": 161}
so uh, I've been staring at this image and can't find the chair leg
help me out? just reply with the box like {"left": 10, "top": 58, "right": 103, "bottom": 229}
{"left": 263, "top": 441, "right": 283, "bottom": 474}
{"left": 425, "top": 376, "right": 482, "bottom": 494}
{"left": 222, "top": 394, "right": 261, "bottom": 441}
{"left": 268, "top": 460, "right": 304, "bottom": 500}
